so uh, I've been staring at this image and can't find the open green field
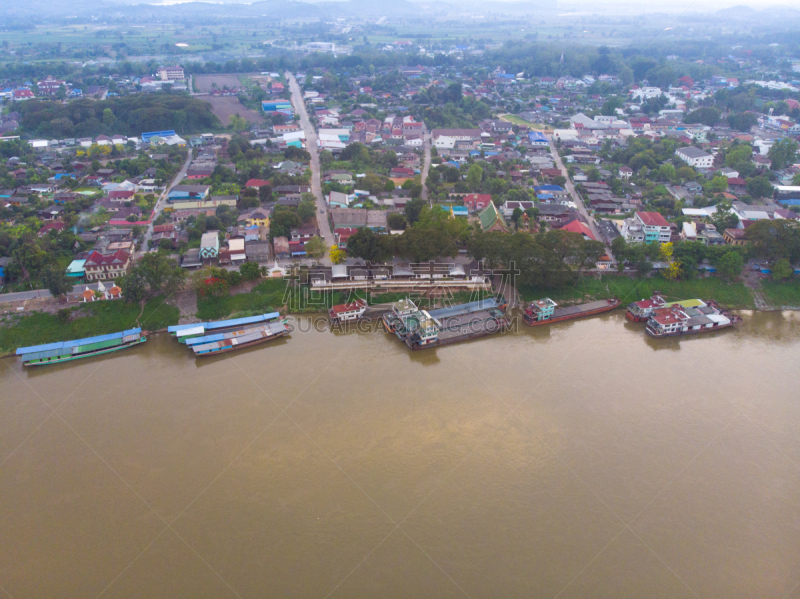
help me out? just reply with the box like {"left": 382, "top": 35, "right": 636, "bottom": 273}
{"left": 760, "top": 280, "right": 800, "bottom": 308}
{"left": 0, "top": 296, "right": 178, "bottom": 355}
{"left": 519, "top": 275, "right": 755, "bottom": 310}
{"left": 498, "top": 114, "right": 553, "bottom": 132}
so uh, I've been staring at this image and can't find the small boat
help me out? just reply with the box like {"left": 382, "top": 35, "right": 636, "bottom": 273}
{"left": 189, "top": 320, "right": 290, "bottom": 356}
{"left": 645, "top": 300, "right": 742, "bottom": 338}
{"left": 16, "top": 328, "right": 146, "bottom": 366}
{"left": 329, "top": 299, "right": 367, "bottom": 323}
{"left": 523, "top": 298, "right": 620, "bottom": 326}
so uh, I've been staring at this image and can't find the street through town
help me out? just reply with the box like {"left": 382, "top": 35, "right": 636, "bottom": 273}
{"left": 142, "top": 151, "right": 192, "bottom": 253}
{"left": 286, "top": 72, "right": 334, "bottom": 253}
{"left": 549, "top": 137, "right": 614, "bottom": 260}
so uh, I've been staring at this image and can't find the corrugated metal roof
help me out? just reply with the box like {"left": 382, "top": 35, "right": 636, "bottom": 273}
{"left": 16, "top": 328, "right": 141, "bottom": 355}
{"left": 168, "top": 313, "right": 279, "bottom": 334}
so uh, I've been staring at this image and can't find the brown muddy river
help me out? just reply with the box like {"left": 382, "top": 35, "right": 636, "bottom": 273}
{"left": 2, "top": 310, "right": 800, "bottom": 598}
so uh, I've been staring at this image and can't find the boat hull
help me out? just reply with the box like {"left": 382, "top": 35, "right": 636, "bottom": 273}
{"left": 646, "top": 316, "right": 742, "bottom": 338}
{"left": 523, "top": 299, "right": 620, "bottom": 326}
{"left": 625, "top": 311, "right": 649, "bottom": 322}
{"left": 23, "top": 337, "right": 147, "bottom": 366}
{"left": 194, "top": 329, "right": 287, "bottom": 356}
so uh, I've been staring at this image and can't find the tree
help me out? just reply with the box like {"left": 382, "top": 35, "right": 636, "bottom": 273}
{"left": 133, "top": 253, "right": 186, "bottom": 299}
{"left": 466, "top": 164, "right": 483, "bottom": 190}
{"left": 240, "top": 261, "right": 261, "bottom": 281}
{"left": 658, "top": 163, "right": 676, "bottom": 182}
{"left": 772, "top": 258, "right": 794, "bottom": 281}
{"left": 658, "top": 242, "right": 673, "bottom": 262}
{"left": 304, "top": 236, "right": 326, "bottom": 259}
{"left": 684, "top": 107, "right": 721, "bottom": 127}
{"left": 726, "top": 113, "right": 758, "bottom": 132}
{"left": 745, "top": 220, "right": 800, "bottom": 262}
{"left": 297, "top": 200, "right": 316, "bottom": 223}
{"left": 269, "top": 208, "right": 302, "bottom": 239}
{"left": 346, "top": 227, "right": 391, "bottom": 263}
{"left": 43, "top": 264, "right": 73, "bottom": 298}
{"left": 329, "top": 245, "right": 346, "bottom": 264}
{"left": 387, "top": 213, "right": 407, "bottom": 231}
{"left": 768, "top": 138, "right": 799, "bottom": 170}
{"left": 716, "top": 251, "right": 743, "bottom": 282}
{"left": 662, "top": 261, "right": 682, "bottom": 281}
{"left": 746, "top": 176, "right": 773, "bottom": 199}
{"left": 229, "top": 114, "right": 247, "bottom": 132}
{"left": 404, "top": 198, "right": 426, "bottom": 225}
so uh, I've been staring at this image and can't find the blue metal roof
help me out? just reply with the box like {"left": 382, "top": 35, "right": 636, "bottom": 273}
{"left": 16, "top": 328, "right": 141, "bottom": 355}
{"left": 168, "top": 313, "right": 280, "bottom": 333}
{"left": 535, "top": 185, "right": 564, "bottom": 192}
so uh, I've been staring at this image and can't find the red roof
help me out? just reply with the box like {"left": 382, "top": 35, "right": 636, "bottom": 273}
{"left": 636, "top": 211, "right": 669, "bottom": 227}
{"left": 330, "top": 299, "right": 367, "bottom": 314}
{"left": 727, "top": 177, "right": 746, "bottom": 186}
{"left": 109, "top": 190, "right": 135, "bottom": 199}
{"left": 85, "top": 250, "right": 130, "bottom": 268}
{"left": 560, "top": 220, "right": 596, "bottom": 241}
{"left": 245, "top": 179, "right": 270, "bottom": 188}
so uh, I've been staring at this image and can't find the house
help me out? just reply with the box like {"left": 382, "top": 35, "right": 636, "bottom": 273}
{"left": 478, "top": 202, "right": 508, "bottom": 233}
{"left": 560, "top": 220, "right": 596, "bottom": 241}
{"left": 676, "top": 146, "right": 713, "bottom": 169}
{"left": 83, "top": 250, "right": 131, "bottom": 281}
{"left": 168, "top": 185, "right": 210, "bottom": 201}
{"left": 273, "top": 236, "right": 290, "bottom": 259}
{"left": 245, "top": 240, "right": 271, "bottom": 263}
{"left": 238, "top": 207, "right": 271, "bottom": 228}
{"left": 622, "top": 211, "right": 671, "bottom": 243}
{"left": 199, "top": 232, "right": 220, "bottom": 261}
{"left": 461, "top": 194, "right": 492, "bottom": 213}
{"left": 723, "top": 228, "right": 748, "bottom": 245}
{"left": 619, "top": 166, "right": 633, "bottom": 179}
{"left": 245, "top": 178, "right": 271, "bottom": 189}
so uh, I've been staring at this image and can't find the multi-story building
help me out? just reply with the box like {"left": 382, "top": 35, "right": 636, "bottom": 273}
{"left": 676, "top": 146, "right": 713, "bottom": 169}
{"left": 157, "top": 66, "right": 185, "bottom": 81}
{"left": 84, "top": 250, "right": 131, "bottom": 281}
{"left": 622, "top": 211, "right": 671, "bottom": 244}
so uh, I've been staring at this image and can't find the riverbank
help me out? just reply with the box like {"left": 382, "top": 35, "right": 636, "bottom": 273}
{"left": 3, "top": 275, "right": 799, "bottom": 356}
{"left": 519, "top": 275, "right": 758, "bottom": 310}
{"left": 0, "top": 296, "right": 178, "bottom": 355}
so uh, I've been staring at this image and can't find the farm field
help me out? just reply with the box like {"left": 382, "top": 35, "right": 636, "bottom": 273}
{"left": 202, "top": 96, "right": 264, "bottom": 125}
{"left": 193, "top": 73, "right": 247, "bottom": 92}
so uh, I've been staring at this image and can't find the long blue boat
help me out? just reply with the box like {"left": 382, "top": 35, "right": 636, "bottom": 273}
{"left": 16, "top": 328, "right": 146, "bottom": 366}
{"left": 168, "top": 313, "right": 281, "bottom": 343}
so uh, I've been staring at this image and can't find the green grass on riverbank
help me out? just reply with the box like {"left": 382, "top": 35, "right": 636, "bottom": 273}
{"left": 195, "top": 279, "right": 354, "bottom": 321}
{"left": 0, "top": 296, "right": 178, "bottom": 354}
{"left": 519, "top": 275, "right": 755, "bottom": 309}
{"left": 761, "top": 280, "right": 800, "bottom": 308}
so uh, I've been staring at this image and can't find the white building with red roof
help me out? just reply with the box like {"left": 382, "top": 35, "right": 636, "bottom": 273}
{"left": 84, "top": 250, "right": 131, "bottom": 281}
{"left": 622, "top": 211, "right": 671, "bottom": 244}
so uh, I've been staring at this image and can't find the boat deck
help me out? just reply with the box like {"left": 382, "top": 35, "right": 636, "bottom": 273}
{"left": 550, "top": 300, "right": 616, "bottom": 319}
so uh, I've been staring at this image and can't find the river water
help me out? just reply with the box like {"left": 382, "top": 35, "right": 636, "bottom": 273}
{"left": 2, "top": 310, "right": 800, "bottom": 598}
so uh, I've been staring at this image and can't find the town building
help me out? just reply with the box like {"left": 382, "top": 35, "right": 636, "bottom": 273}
{"left": 622, "top": 211, "right": 671, "bottom": 243}
{"left": 83, "top": 250, "right": 131, "bottom": 281}
{"left": 157, "top": 66, "right": 185, "bottom": 81}
{"left": 675, "top": 146, "right": 713, "bottom": 169}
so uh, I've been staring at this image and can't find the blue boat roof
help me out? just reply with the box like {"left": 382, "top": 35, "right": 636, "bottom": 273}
{"left": 168, "top": 313, "right": 280, "bottom": 333}
{"left": 428, "top": 298, "right": 498, "bottom": 320}
{"left": 16, "top": 328, "right": 141, "bottom": 355}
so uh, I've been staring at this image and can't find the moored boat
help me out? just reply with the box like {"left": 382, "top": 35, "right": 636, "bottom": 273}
{"left": 16, "top": 328, "right": 146, "bottom": 366}
{"left": 189, "top": 320, "right": 290, "bottom": 356}
{"left": 523, "top": 298, "right": 620, "bottom": 326}
{"left": 329, "top": 299, "right": 367, "bottom": 323}
{"left": 645, "top": 300, "right": 742, "bottom": 338}
{"left": 168, "top": 312, "right": 281, "bottom": 343}
{"left": 626, "top": 295, "right": 706, "bottom": 322}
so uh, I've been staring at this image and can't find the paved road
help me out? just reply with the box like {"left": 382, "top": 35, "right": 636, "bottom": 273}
{"left": 286, "top": 71, "right": 334, "bottom": 255}
{"left": 420, "top": 126, "right": 432, "bottom": 207}
{"left": 548, "top": 138, "right": 613, "bottom": 259}
{"left": 142, "top": 151, "right": 192, "bottom": 253}
{"left": 0, "top": 283, "right": 102, "bottom": 303}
